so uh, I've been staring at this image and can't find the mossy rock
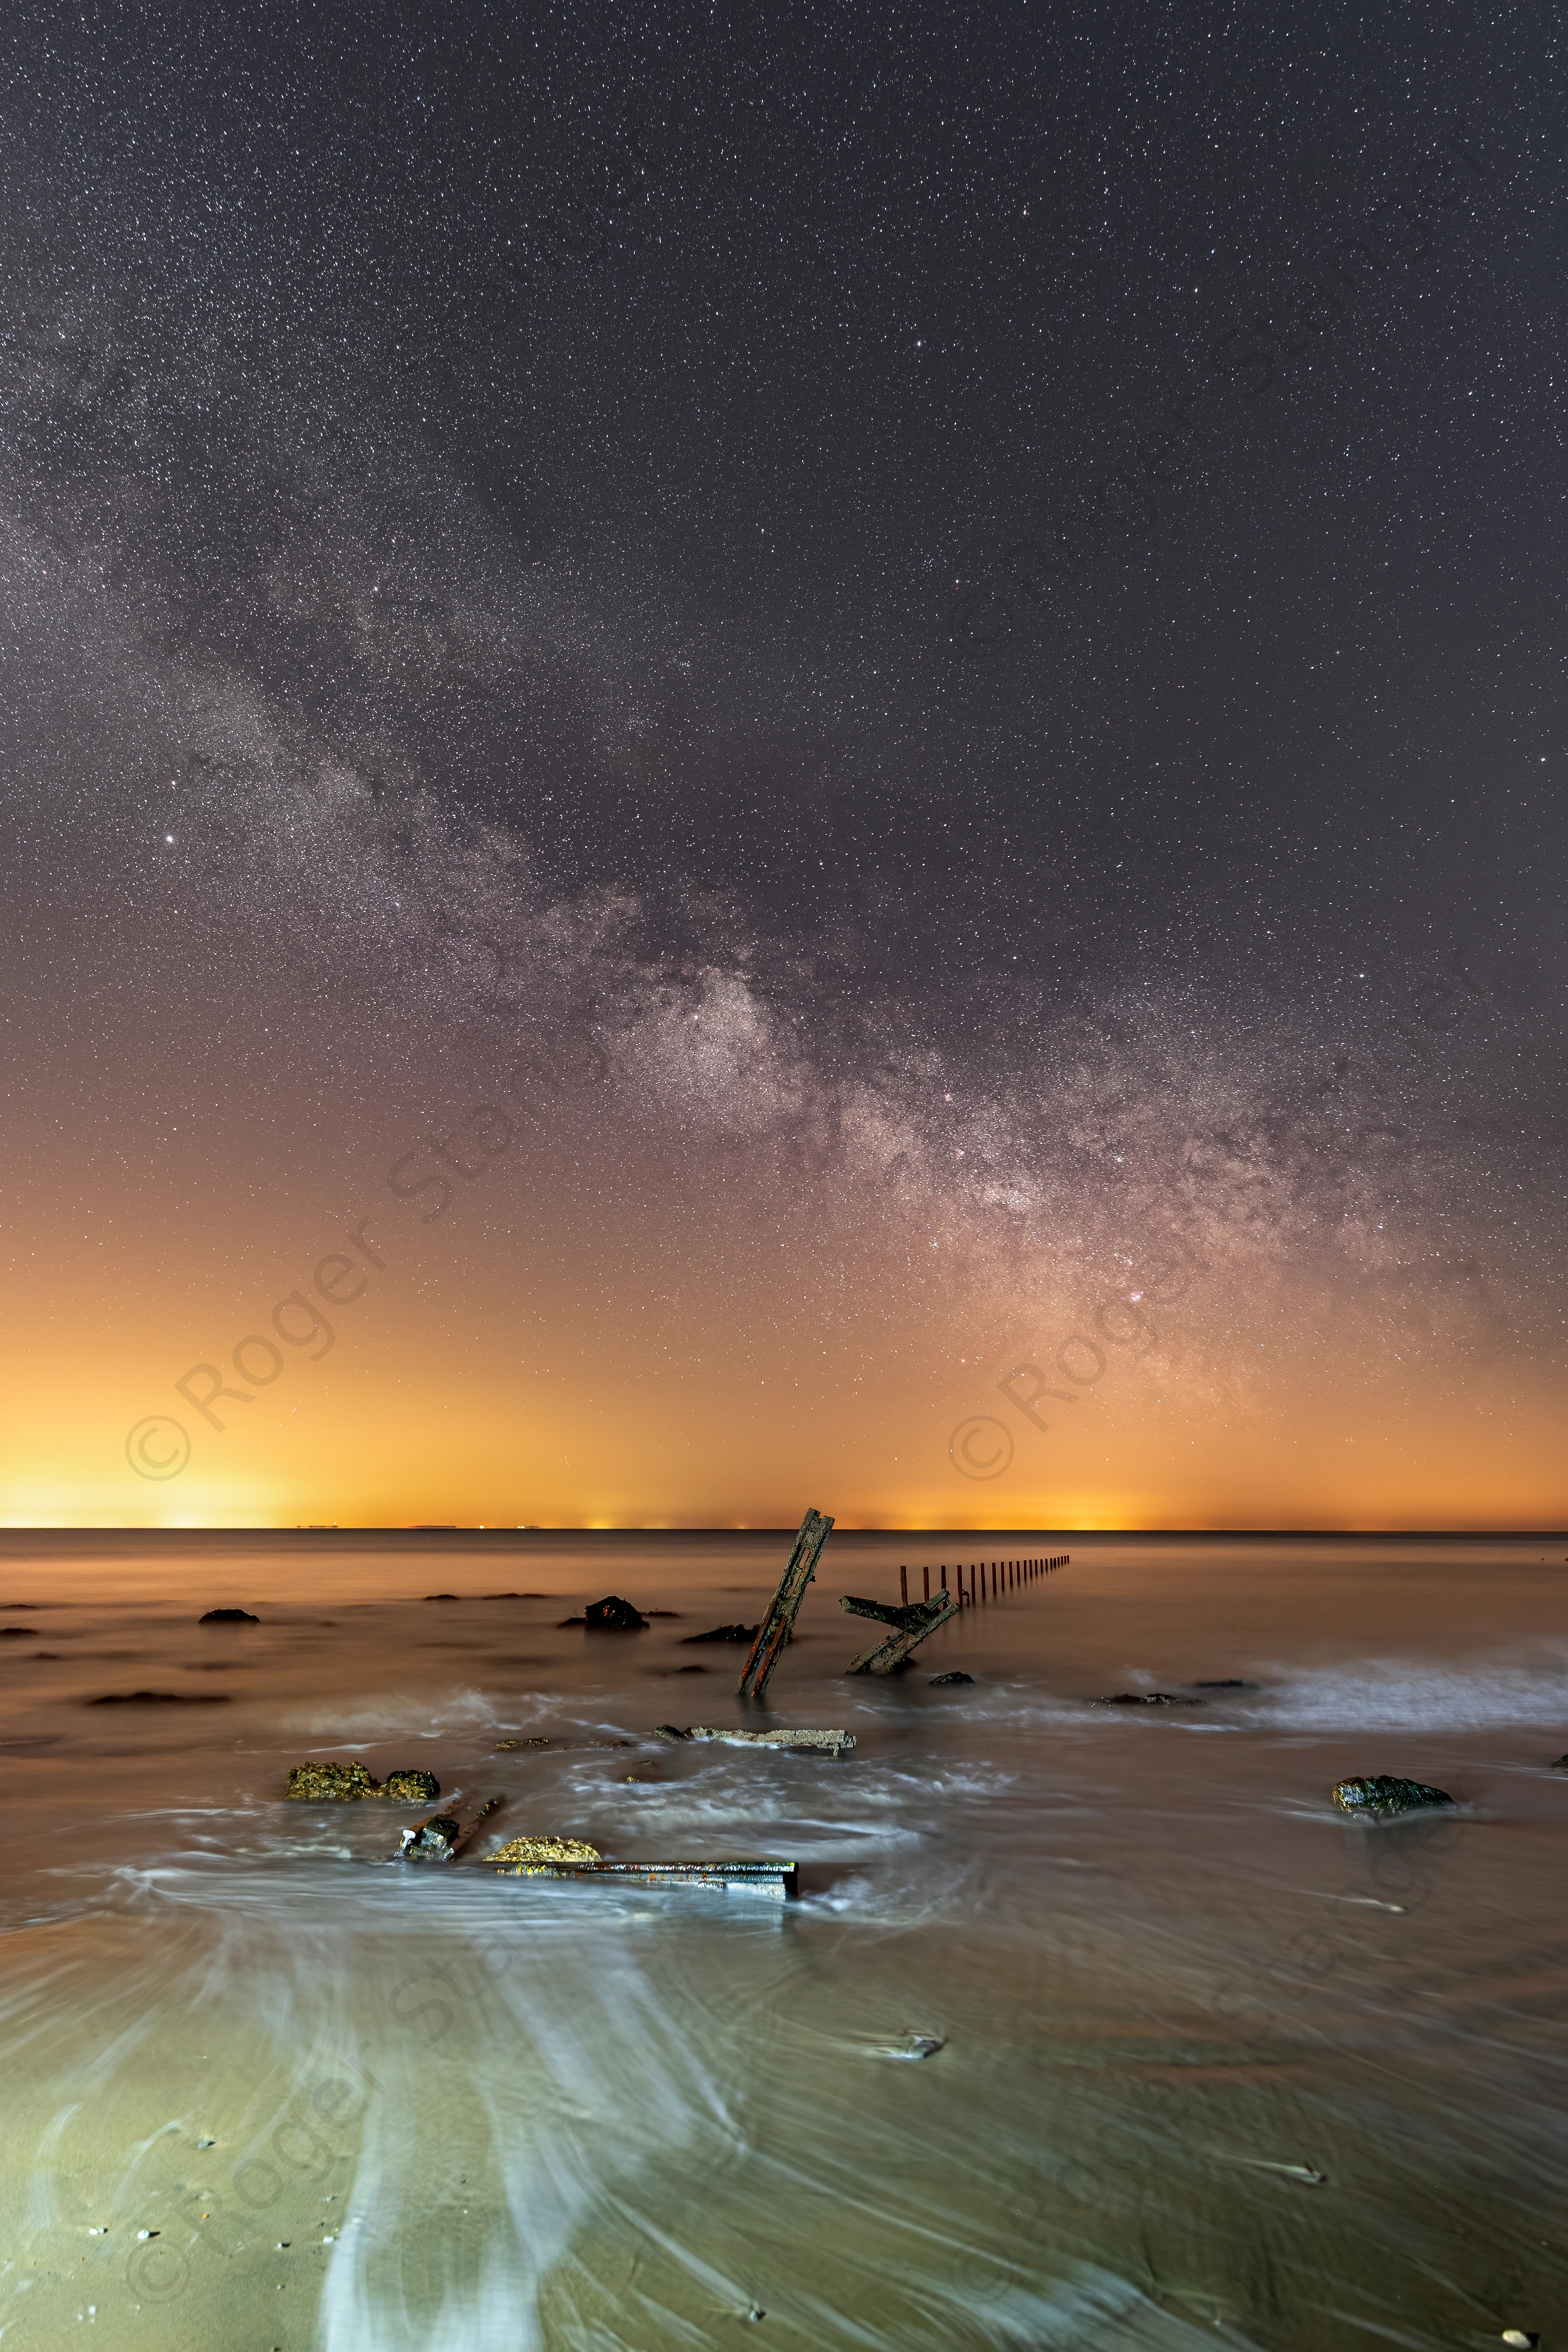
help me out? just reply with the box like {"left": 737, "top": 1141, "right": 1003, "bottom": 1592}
{"left": 1332, "top": 1775, "right": 1454, "bottom": 1816}
{"left": 368, "top": 1768, "right": 440, "bottom": 1804}
{"left": 286, "top": 1759, "right": 375, "bottom": 1802}
{"left": 492, "top": 1835, "right": 601, "bottom": 1872}
{"left": 285, "top": 1760, "right": 440, "bottom": 1802}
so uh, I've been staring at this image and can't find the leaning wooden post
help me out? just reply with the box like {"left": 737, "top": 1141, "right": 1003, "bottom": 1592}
{"left": 738, "top": 1506, "right": 835, "bottom": 1701}
{"left": 840, "top": 1588, "right": 961, "bottom": 1674}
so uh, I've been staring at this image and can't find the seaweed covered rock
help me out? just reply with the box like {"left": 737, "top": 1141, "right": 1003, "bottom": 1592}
{"left": 930, "top": 1671, "right": 974, "bottom": 1687}
{"left": 199, "top": 1608, "right": 259, "bottom": 1623}
{"left": 492, "top": 1834, "right": 601, "bottom": 1872}
{"left": 287, "top": 1759, "right": 375, "bottom": 1802}
{"left": 1551, "top": 1755, "right": 1568, "bottom": 1771}
{"left": 285, "top": 1761, "right": 440, "bottom": 1803}
{"left": 369, "top": 1768, "right": 440, "bottom": 1804}
{"left": 1332, "top": 1775, "right": 1454, "bottom": 1816}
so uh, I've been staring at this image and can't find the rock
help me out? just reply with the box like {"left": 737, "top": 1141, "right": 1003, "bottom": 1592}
{"left": 679, "top": 1623, "right": 760, "bottom": 1644}
{"left": 1550, "top": 1755, "right": 1568, "bottom": 1771}
{"left": 494, "top": 1737, "right": 551, "bottom": 1751}
{"left": 1095, "top": 1692, "right": 1202, "bottom": 1707}
{"left": 1332, "top": 1776, "right": 1455, "bottom": 1816}
{"left": 286, "top": 1761, "right": 440, "bottom": 1802}
{"left": 287, "top": 1759, "right": 375, "bottom": 1801}
{"left": 86, "top": 1690, "right": 231, "bottom": 1705}
{"left": 1194, "top": 1678, "right": 1254, "bottom": 1688}
{"left": 583, "top": 1595, "right": 647, "bottom": 1630}
{"left": 0, "top": 1627, "right": 41, "bottom": 1639}
{"left": 198, "top": 1608, "right": 259, "bottom": 1623}
{"left": 368, "top": 1769, "right": 440, "bottom": 1804}
{"left": 929, "top": 1671, "right": 974, "bottom": 1686}
{"left": 424, "top": 1592, "right": 460, "bottom": 1602}
{"left": 492, "top": 1835, "right": 601, "bottom": 1870}
{"left": 398, "top": 1814, "right": 461, "bottom": 1860}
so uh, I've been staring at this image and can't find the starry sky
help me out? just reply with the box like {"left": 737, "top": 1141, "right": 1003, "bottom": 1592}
{"left": 2, "top": 2, "right": 1564, "bottom": 1529}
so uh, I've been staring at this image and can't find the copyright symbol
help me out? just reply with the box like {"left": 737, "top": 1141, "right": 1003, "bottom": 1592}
{"left": 126, "top": 2241, "right": 190, "bottom": 2301}
{"left": 126, "top": 1415, "right": 191, "bottom": 1480}
{"left": 949, "top": 1416, "right": 1013, "bottom": 1480}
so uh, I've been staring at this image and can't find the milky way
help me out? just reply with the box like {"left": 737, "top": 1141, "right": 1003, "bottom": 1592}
{"left": 2, "top": 7, "right": 1563, "bottom": 1524}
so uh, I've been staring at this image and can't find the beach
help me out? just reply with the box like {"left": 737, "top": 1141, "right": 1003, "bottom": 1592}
{"left": 1, "top": 1531, "right": 1565, "bottom": 2350}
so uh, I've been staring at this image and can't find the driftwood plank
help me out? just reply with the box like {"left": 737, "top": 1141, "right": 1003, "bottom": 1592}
{"left": 737, "top": 1506, "right": 834, "bottom": 1700}
{"left": 504, "top": 1859, "right": 799, "bottom": 1899}
{"left": 840, "top": 1590, "right": 960, "bottom": 1675}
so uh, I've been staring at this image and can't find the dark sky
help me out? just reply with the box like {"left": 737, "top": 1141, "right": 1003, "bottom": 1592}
{"left": 3, "top": 2, "right": 1564, "bottom": 1524}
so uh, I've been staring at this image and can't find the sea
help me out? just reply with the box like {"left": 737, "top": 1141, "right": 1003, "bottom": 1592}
{"left": 1, "top": 1529, "right": 1565, "bottom": 2351}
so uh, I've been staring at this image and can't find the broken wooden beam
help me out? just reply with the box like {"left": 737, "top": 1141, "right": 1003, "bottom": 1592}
{"left": 653, "top": 1724, "right": 854, "bottom": 1755}
{"left": 840, "top": 1589, "right": 960, "bottom": 1675}
{"left": 506, "top": 1859, "right": 799, "bottom": 1900}
{"left": 397, "top": 1795, "right": 503, "bottom": 1861}
{"left": 736, "top": 1506, "right": 835, "bottom": 1700}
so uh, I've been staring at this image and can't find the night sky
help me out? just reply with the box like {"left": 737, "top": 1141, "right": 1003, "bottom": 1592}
{"left": 3, "top": 3, "right": 1563, "bottom": 1527}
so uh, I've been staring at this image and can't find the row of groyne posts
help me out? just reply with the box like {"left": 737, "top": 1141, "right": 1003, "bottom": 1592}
{"left": 739, "top": 1514, "right": 1074, "bottom": 1696}
{"left": 899, "top": 1554, "right": 1070, "bottom": 1607}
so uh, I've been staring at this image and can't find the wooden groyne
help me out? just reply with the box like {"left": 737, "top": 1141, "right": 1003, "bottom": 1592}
{"left": 898, "top": 1553, "right": 1070, "bottom": 1606}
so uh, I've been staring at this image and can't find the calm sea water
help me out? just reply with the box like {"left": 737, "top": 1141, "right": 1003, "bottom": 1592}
{"left": 1, "top": 1530, "right": 1566, "bottom": 2351}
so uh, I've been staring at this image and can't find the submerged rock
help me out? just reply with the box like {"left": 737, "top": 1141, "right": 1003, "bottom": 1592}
{"left": 1095, "top": 1692, "right": 1202, "bottom": 1707}
{"left": 929, "top": 1671, "right": 974, "bottom": 1686}
{"left": 285, "top": 1761, "right": 440, "bottom": 1802}
{"left": 198, "top": 1608, "right": 259, "bottom": 1623}
{"left": 679, "top": 1622, "right": 760, "bottom": 1644}
{"left": 87, "top": 1690, "right": 230, "bottom": 1705}
{"left": 0, "top": 1626, "right": 41, "bottom": 1639}
{"left": 1332, "top": 1775, "right": 1454, "bottom": 1816}
{"left": 583, "top": 1594, "right": 647, "bottom": 1630}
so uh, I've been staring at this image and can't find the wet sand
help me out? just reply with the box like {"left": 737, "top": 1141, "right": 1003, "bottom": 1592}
{"left": 1, "top": 1531, "right": 1566, "bottom": 2349}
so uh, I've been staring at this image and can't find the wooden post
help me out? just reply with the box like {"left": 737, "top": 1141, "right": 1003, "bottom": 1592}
{"left": 900, "top": 1564, "right": 908, "bottom": 1604}
{"left": 923, "top": 1564, "right": 930, "bottom": 1601}
{"left": 841, "top": 1589, "right": 961, "bottom": 1674}
{"left": 738, "top": 1507, "right": 835, "bottom": 1701}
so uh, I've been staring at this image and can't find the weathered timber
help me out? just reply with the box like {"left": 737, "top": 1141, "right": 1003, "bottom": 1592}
{"left": 505, "top": 1858, "right": 799, "bottom": 1900}
{"left": 737, "top": 1506, "right": 834, "bottom": 1700}
{"left": 840, "top": 1588, "right": 960, "bottom": 1675}
{"left": 653, "top": 1725, "right": 854, "bottom": 1754}
{"left": 398, "top": 1794, "right": 503, "bottom": 1860}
